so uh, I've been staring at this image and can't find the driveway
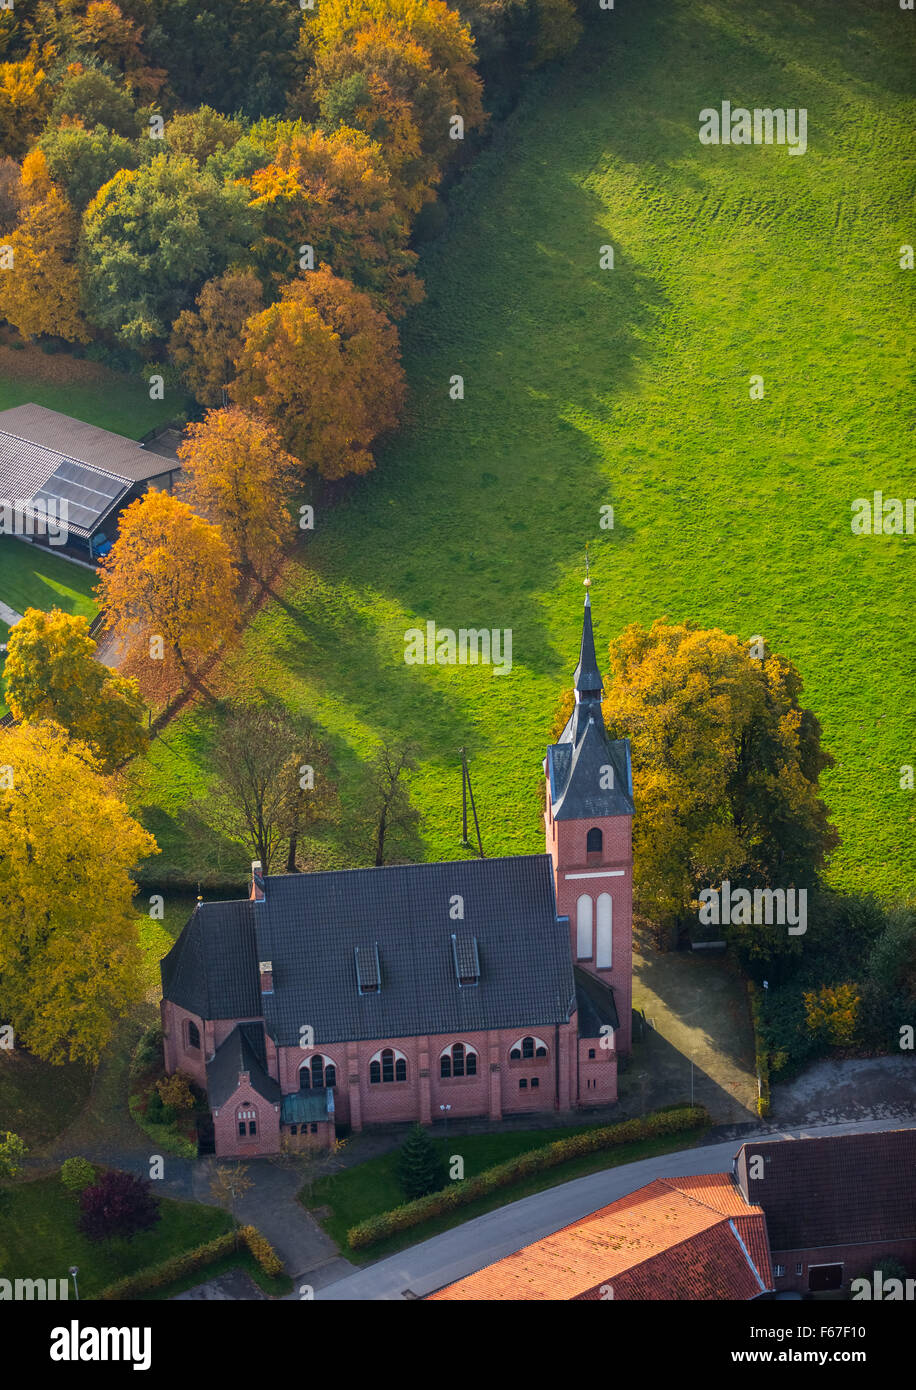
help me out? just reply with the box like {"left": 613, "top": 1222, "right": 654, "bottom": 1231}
{"left": 771, "top": 1056, "right": 916, "bottom": 1125}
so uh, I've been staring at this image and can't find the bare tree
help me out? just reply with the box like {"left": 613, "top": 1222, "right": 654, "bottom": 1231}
{"left": 365, "top": 742, "right": 421, "bottom": 866}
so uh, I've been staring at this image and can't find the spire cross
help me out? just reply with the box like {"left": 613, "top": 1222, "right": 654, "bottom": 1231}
{"left": 584, "top": 544, "right": 591, "bottom": 589}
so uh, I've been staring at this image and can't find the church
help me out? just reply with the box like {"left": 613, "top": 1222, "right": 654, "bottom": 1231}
{"left": 159, "top": 589, "right": 635, "bottom": 1157}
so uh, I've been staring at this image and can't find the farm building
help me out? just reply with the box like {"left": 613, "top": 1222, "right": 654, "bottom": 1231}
{"left": 0, "top": 403, "right": 181, "bottom": 559}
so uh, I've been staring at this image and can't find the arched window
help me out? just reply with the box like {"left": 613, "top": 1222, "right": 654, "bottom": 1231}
{"left": 236, "top": 1104, "right": 257, "bottom": 1138}
{"left": 596, "top": 893, "right": 613, "bottom": 968}
{"left": 440, "top": 1043, "right": 478, "bottom": 1078}
{"left": 509, "top": 1036, "right": 548, "bottom": 1061}
{"left": 369, "top": 1047, "right": 407, "bottom": 1084}
{"left": 586, "top": 827, "right": 603, "bottom": 854}
{"left": 299, "top": 1055, "right": 337, "bottom": 1090}
{"left": 187, "top": 1020, "right": 200, "bottom": 1051}
{"left": 577, "top": 894, "right": 593, "bottom": 959}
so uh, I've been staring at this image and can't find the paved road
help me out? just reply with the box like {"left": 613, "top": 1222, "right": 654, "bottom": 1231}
{"left": 314, "top": 1117, "right": 916, "bottom": 1300}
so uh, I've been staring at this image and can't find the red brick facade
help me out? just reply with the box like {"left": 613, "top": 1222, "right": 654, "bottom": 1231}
{"left": 770, "top": 1240, "right": 916, "bottom": 1295}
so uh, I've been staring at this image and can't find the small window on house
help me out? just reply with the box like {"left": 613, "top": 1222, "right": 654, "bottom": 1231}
{"left": 510, "top": 1046, "right": 521, "bottom": 1060}
{"left": 774, "top": 1265, "right": 785, "bottom": 1278}
{"left": 535, "top": 1044, "right": 547, "bottom": 1058}
{"left": 522, "top": 1037, "right": 534, "bottom": 1059}
{"left": 588, "top": 1048, "right": 596, "bottom": 1059}
{"left": 795, "top": 1263, "right": 803, "bottom": 1276}
{"left": 355, "top": 943, "right": 381, "bottom": 994}
{"left": 531, "top": 1077, "right": 539, "bottom": 1088}
{"left": 310, "top": 1123, "right": 318, "bottom": 1134}
{"left": 370, "top": 1048, "right": 407, "bottom": 1083}
{"left": 466, "top": 1051, "right": 477, "bottom": 1076}
{"left": 238, "top": 1121, "right": 246, "bottom": 1137}
{"left": 382, "top": 1049, "right": 394, "bottom": 1083}
{"left": 441, "top": 1053, "right": 451, "bottom": 1078}
{"left": 519, "top": 1078, "right": 527, "bottom": 1089}
{"left": 586, "top": 827, "right": 603, "bottom": 854}
{"left": 451, "top": 933, "right": 480, "bottom": 987}
{"left": 187, "top": 1020, "right": 200, "bottom": 1050}
{"left": 290, "top": 1124, "right": 298, "bottom": 1135}
{"left": 395, "top": 1057, "right": 407, "bottom": 1082}
{"left": 370, "top": 1060, "right": 381, "bottom": 1084}
{"left": 248, "top": 1120, "right": 257, "bottom": 1135}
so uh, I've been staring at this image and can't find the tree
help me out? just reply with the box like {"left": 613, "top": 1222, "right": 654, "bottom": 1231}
{"left": 79, "top": 154, "right": 254, "bottom": 347}
{"left": 50, "top": 66, "right": 140, "bottom": 138}
{"left": 96, "top": 490, "right": 237, "bottom": 684}
{"left": 176, "top": 407, "right": 300, "bottom": 583}
{"left": 0, "top": 1131, "right": 28, "bottom": 1180}
{"left": 0, "top": 55, "right": 50, "bottom": 158}
{"left": 79, "top": 1168, "right": 161, "bottom": 1243}
{"left": 4, "top": 608, "right": 147, "bottom": 770}
{"left": 284, "top": 722, "right": 340, "bottom": 872}
{"left": 396, "top": 1123, "right": 446, "bottom": 1200}
{"left": 144, "top": 0, "right": 304, "bottom": 118}
{"left": 233, "top": 266, "right": 406, "bottom": 478}
{"left": 0, "top": 179, "right": 90, "bottom": 342}
{"left": 202, "top": 701, "right": 321, "bottom": 874}
{"left": 0, "top": 721, "right": 157, "bottom": 1065}
{"left": 306, "top": 0, "right": 486, "bottom": 166}
{"left": 156, "top": 1073, "right": 196, "bottom": 1109}
{"left": 552, "top": 621, "right": 838, "bottom": 958}
{"left": 209, "top": 1163, "right": 253, "bottom": 1246}
{"left": 0, "top": 155, "right": 21, "bottom": 233}
{"left": 168, "top": 270, "right": 264, "bottom": 407}
{"left": 803, "top": 983, "right": 861, "bottom": 1047}
{"left": 60, "top": 1156, "right": 96, "bottom": 1191}
{"left": 248, "top": 125, "right": 422, "bottom": 317}
{"left": 71, "top": 1, "right": 166, "bottom": 100}
{"left": 165, "top": 107, "right": 245, "bottom": 164}
{"left": 867, "top": 906, "right": 916, "bottom": 1003}
{"left": 364, "top": 740, "right": 420, "bottom": 866}
{"left": 39, "top": 122, "right": 140, "bottom": 212}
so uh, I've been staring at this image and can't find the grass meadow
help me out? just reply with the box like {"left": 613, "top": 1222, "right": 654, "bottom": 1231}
{"left": 129, "top": 0, "right": 915, "bottom": 909}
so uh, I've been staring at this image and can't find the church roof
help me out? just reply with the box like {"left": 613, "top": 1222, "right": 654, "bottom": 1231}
{"left": 162, "top": 855, "right": 577, "bottom": 1045}
{"left": 573, "top": 594, "right": 603, "bottom": 696}
{"left": 206, "top": 1022, "right": 280, "bottom": 1108}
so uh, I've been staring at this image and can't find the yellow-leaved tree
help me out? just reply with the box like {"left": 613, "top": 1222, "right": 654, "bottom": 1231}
{"left": 96, "top": 490, "right": 238, "bottom": 688}
{"left": 177, "top": 407, "right": 301, "bottom": 584}
{"left": 0, "top": 150, "right": 90, "bottom": 342}
{"left": 4, "top": 607, "right": 148, "bottom": 771}
{"left": 0, "top": 721, "right": 158, "bottom": 1064}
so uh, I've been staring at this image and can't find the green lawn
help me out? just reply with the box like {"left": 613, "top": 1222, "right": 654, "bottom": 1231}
{"left": 305, "top": 1121, "right": 710, "bottom": 1263}
{"left": 0, "top": 538, "right": 98, "bottom": 622}
{"left": 0, "top": 367, "right": 181, "bottom": 440}
{"left": 128, "top": 0, "right": 915, "bottom": 902}
{"left": 0, "top": 1172, "right": 231, "bottom": 1298}
{"left": 0, "top": 1052, "right": 92, "bottom": 1150}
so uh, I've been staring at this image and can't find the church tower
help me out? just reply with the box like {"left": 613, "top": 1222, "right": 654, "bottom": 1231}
{"left": 544, "top": 584, "right": 634, "bottom": 1055}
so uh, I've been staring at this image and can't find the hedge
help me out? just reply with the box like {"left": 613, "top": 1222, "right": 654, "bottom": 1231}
{"left": 346, "top": 1105, "right": 709, "bottom": 1251}
{"left": 97, "top": 1225, "right": 285, "bottom": 1299}
{"left": 747, "top": 982, "right": 771, "bottom": 1118}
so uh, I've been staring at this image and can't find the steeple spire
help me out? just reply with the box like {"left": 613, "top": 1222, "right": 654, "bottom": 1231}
{"left": 573, "top": 555, "right": 603, "bottom": 701}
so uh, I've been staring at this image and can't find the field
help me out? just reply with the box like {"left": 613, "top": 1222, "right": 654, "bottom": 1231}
{"left": 88, "top": 0, "right": 916, "bottom": 900}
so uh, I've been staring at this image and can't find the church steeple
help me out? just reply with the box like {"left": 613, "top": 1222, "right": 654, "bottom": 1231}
{"left": 573, "top": 591, "right": 603, "bottom": 703}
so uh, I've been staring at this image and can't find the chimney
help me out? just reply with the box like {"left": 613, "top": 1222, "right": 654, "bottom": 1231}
{"left": 250, "top": 860, "right": 265, "bottom": 902}
{"left": 259, "top": 960, "right": 274, "bottom": 995}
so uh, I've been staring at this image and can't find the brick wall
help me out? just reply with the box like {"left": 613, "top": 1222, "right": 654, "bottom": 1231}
{"left": 160, "top": 1000, "right": 207, "bottom": 1087}
{"left": 546, "top": 806, "right": 633, "bottom": 1055}
{"left": 771, "top": 1240, "right": 916, "bottom": 1294}
{"left": 211, "top": 1070, "right": 281, "bottom": 1158}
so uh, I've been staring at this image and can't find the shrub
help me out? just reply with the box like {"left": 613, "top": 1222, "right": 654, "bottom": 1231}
{"left": 98, "top": 1232, "right": 236, "bottom": 1299}
{"left": 79, "top": 1169, "right": 162, "bottom": 1243}
{"left": 60, "top": 1157, "right": 96, "bottom": 1192}
{"left": 346, "top": 1106, "right": 708, "bottom": 1250}
{"left": 239, "top": 1225, "right": 284, "bottom": 1276}
{"left": 146, "top": 1088, "right": 165, "bottom": 1123}
{"left": 156, "top": 1073, "right": 196, "bottom": 1110}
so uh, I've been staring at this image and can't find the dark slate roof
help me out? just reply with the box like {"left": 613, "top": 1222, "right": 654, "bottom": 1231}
{"left": 253, "top": 854, "right": 575, "bottom": 1046}
{"left": 0, "top": 404, "right": 181, "bottom": 483}
{"left": 573, "top": 594, "right": 603, "bottom": 696}
{"left": 160, "top": 900, "right": 261, "bottom": 1021}
{"left": 547, "top": 718, "right": 634, "bottom": 820}
{"left": 574, "top": 967, "right": 620, "bottom": 1038}
{"left": 734, "top": 1129, "right": 916, "bottom": 1251}
{"left": 206, "top": 1022, "right": 280, "bottom": 1108}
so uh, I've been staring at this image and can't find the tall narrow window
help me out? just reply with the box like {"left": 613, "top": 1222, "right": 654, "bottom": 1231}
{"left": 586, "top": 827, "right": 603, "bottom": 854}
{"left": 577, "top": 894, "right": 593, "bottom": 959}
{"left": 596, "top": 893, "right": 613, "bottom": 968}
{"left": 187, "top": 1020, "right": 200, "bottom": 1050}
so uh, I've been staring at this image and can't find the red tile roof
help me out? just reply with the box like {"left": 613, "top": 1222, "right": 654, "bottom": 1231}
{"left": 427, "top": 1172, "right": 772, "bottom": 1300}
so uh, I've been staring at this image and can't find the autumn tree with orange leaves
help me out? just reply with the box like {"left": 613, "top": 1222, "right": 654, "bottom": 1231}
{"left": 96, "top": 491, "right": 237, "bottom": 688}
{"left": 177, "top": 407, "right": 301, "bottom": 584}
{"left": 249, "top": 125, "right": 422, "bottom": 318}
{"left": 232, "top": 265, "right": 405, "bottom": 479}
{"left": 168, "top": 268, "right": 264, "bottom": 407}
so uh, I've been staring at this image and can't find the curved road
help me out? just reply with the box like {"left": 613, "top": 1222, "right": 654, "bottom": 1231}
{"left": 312, "top": 1117, "right": 916, "bottom": 1300}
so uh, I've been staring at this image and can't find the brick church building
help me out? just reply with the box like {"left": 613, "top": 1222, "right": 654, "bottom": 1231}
{"left": 160, "top": 590, "right": 635, "bottom": 1157}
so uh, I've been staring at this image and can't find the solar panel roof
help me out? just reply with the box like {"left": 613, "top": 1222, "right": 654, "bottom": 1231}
{"left": 30, "top": 458, "right": 127, "bottom": 536}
